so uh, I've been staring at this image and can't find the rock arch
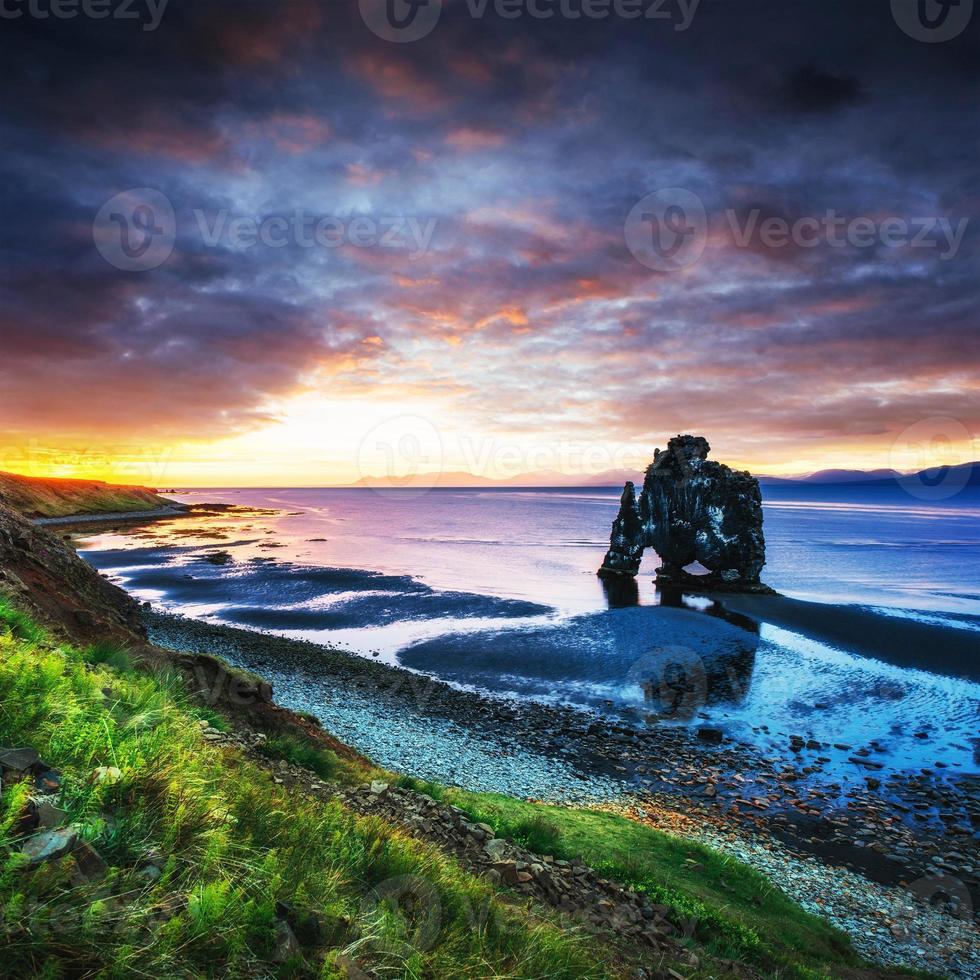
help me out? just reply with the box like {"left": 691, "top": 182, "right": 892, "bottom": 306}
{"left": 597, "top": 435, "right": 772, "bottom": 593}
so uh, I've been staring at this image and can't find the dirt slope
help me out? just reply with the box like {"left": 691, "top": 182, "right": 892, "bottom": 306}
{"left": 0, "top": 500, "right": 146, "bottom": 645}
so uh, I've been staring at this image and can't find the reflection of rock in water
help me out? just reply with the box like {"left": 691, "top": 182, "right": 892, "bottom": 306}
{"left": 629, "top": 637, "right": 757, "bottom": 721}
{"left": 656, "top": 587, "right": 761, "bottom": 635}
{"left": 600, "top": 576, "right": 639, "bottom": 609}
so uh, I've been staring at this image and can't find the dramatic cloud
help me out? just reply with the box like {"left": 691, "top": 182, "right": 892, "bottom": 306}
{"left": 0, "top": 0, "right": 977, "bottom": 478}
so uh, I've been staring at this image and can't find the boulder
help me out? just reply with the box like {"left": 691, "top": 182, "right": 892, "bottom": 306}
{"left": 272, "top": 919, "right": 302, "bottom": 962}
{"left": 696, "top": 727, "right": 724, "bottom": 744}
{"left": 0, "top": 747, "right": 42, "bottom": 773}
{"left": 34, "top": 769, "right": 62, "bottom": 793}
{"left": 71, "top": 842, "right": 108, "bottom": 884}
{"left": 491, "top": 861, "right": 522, "bottom": 886}
{"left": 21, "top": 827, "right": 78, "bottom": 864}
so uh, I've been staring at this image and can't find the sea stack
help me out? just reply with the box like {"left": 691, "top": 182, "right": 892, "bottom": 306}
{"left": 598, "top": 434, "right": 772, "bottom": 593}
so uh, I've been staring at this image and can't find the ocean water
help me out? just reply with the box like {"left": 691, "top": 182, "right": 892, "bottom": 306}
{"left": 77, "top": 484, "right": 980, "bottom": 775}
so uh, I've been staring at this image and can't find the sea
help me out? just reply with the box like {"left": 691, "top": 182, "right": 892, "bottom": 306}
{"left": 77, "top": 483, "right": 980, "bottom": 777}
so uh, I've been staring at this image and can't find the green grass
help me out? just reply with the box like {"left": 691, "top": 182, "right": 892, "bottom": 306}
{"left": 0, "top": 470, "right": 172, "bottom": 519}
{"left": 394, "top": 781, "right": 881, "bottom": 979}
{"left": 0, "top": 597, "right": 47, "bottom": 645}
{"left": 0, "top": 605, "right": 613, "bottom": 979}
{"left": 81, "top": 639, "right": 136, "bottom": 675}
{"left": 0, "top": 599, "right": 931, "bottom": 980}
{"left": 256, "top": 733, "right": 365, "bottom": 786}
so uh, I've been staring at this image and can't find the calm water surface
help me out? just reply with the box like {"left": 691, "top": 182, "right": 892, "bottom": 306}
{"left": 78, "top": 485, "right": 980, "bottom": 776}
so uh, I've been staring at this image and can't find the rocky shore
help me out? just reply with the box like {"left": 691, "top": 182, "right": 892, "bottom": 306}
{"left": 7, "top": 490, "right": 977, "bottom": 976}
{"left": 147, "top": 609, "right": 979, "bottom": 979}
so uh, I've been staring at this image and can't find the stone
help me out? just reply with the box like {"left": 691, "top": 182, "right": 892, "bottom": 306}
{"left": 277, "top": 902, "right": 324, "bottom": 947}
{"left": 202, "top": 551, "right": 233, "bottom": 566}
{"left": 697, "top": 727, "right": 724, "bottom": 744}
{"left": 369, "top": 781, "right": 389, "bottom": 795}
{"left": 272, "top": 919, "right": 301, "bottom": 962}
{"left": 598, "top": 435, "right": 771, "bottom": 592}
{"left": 35, "top": 800, "right": 68, "bottom": 830}
{"left": 492, "top": 861, "right": 522, "bottom": 886}
{"left": 34, "top": 769, "right": 62, "bottom": 793}
{"left": 71, "top": 842, "right": 108, "bottom": 884}
{"left": 91, "top": 766, "right": 123, "bottom": 785}
{"left": 21, "top": 827, "right": 78, "bottom": 864}
{"left": 0, "top": 747, "right": 42, "bottom": 773}
{"left": 484, "top": 838, "right": 511, "bottom": 860}
{"left": 139, "top": 864, "right": 163, "bottom": 882}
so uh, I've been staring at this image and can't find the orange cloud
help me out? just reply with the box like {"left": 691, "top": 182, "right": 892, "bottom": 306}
{"left": 474, "top": 307, "right": 529, "bottom": 330}
{"left": 244, "top": 113, "right": 331, "bottom": 154}
{"left": 446, "top": 127, "right": 506, "bottom": 151}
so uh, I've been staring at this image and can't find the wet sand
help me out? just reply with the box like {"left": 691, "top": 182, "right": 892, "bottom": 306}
{"left": 716, "top": 593, "right": 980, "bottom": 680}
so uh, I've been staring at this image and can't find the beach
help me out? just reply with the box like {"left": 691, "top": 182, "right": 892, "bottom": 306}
{"left": 62, "top": 486, "right": 980, "bottom": 977}
{"left": 144, "top": 605, "right": 979, "bottom": 977}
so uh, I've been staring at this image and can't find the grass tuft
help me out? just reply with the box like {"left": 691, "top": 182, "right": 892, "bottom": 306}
{"left": 81, "top": 640, "right": 135, "bottom": 674}
{"left": 0, "top": 603, "right": 610, "bottom": 978}
{"left": 0, "top": 597, "right": 48, "bottom": 645}
{"left": 257, "top": 733, "right": 347, "bottom": 783}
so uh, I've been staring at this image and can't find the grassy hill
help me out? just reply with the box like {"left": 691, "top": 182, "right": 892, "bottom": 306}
{"left": 0, "top": 597, "right": 932, "bottom": 979}
{"left": 0, "top": 602, "right": 614, "bottom": 979}
{"left": 0, "top": 471, "right": 175, "bottom": 519}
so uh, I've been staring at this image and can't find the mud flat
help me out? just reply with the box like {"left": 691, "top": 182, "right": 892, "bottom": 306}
{"left": 716, "top": 592, "right": 980, "bottom": 679}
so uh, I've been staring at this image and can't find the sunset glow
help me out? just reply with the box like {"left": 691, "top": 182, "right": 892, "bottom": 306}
{"left": 1, "top": 1, "right": 976, "bottom": 486}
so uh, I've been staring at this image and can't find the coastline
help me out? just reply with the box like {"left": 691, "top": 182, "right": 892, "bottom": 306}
{"left": 35, "top": 491, "right": 979, "bottom": 976}
{"left": 32, "top": 501, "right": 265, "bottom": 530}
{"left": 6, "top": 489, "right": 978, "bottom": 977}
{"left": 144, "top": 607, "right": 979, "bottom": 976}
{"left": 61, "top": 495, "right": 978, "bottom": 890}
{"left": 33, "top": 505, "right": 190, "bottom": 527}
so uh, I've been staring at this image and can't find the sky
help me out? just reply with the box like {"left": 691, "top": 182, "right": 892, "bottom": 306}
{"left": 0, "top": 0, "right": 977, "bottom": 486}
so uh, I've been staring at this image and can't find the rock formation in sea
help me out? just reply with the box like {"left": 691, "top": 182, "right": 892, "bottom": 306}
{"left": 598, "top": 434, "right": 773, "bottom": 593}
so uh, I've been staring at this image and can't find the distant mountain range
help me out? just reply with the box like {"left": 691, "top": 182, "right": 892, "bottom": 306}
{"left": 346, "top": 462, "right": 980, "bottom": 490}
{"left": 756, "top": 461, "right": 980, "bottom": 489}
{"left": 757, "top": 468, "right": 901, "bottom": 485}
